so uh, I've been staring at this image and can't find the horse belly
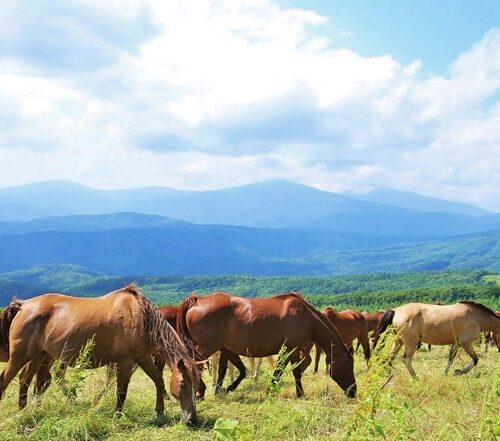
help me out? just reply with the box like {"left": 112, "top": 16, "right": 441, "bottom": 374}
{"left": 420, "top": 321, "right": 479, "bottom": 345}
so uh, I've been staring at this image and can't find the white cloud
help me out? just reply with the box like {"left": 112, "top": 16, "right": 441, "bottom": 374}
{"left": 0, "top": 0, "right": 499, "bottom": 210}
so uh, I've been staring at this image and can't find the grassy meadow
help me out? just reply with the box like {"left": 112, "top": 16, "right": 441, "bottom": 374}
{"left": 0, "top": 336, "right": 498, "bottom": 441}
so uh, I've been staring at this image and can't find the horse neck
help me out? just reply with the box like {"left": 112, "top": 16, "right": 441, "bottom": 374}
{"left": 310, "top": 309, "right": 348, "bottom": 359}
{"left": 479, "top": 312, "right": 500, "bottom": 332}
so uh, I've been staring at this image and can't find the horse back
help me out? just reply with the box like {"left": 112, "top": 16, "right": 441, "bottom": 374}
{"left": 184, "top": 292, "right": 316, "bottom": 357}
{"left": 10, "top": 291, "right": 147, "bottom": 364}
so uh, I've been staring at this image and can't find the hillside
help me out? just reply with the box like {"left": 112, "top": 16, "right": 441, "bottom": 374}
{"left": 0, "top": 264, "right": 493, "bottom": 305}
{"left": 0, "top": 219, "right": 499, "bottom": 277}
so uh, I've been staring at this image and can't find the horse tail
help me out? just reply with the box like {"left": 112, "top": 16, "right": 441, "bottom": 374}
{"left": 0, "top": 298, "right": 24, "bottom": 354}
{"left": 373, "top": 309, "right": 395, "bottom": 348}
{"left": 358, "top": 314, "right": 371, "bottom": 361}
{"left": 176, "top": 295, "right": 204, "bottom": 361}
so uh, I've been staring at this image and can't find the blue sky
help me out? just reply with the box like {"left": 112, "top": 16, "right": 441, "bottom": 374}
{"left": 0, "top": 0, "right": 499, "bottom": 210}
{"left": 280, "top": 0, "right": 500, "bottom": 74}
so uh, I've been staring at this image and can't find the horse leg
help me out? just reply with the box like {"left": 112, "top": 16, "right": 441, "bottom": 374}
{"left": 389, "top": 339, "right": 403, "bottom": 366}
{"left": 211, "top": 353, "right": 219, "bottom": 388}
{"left": 137, "top": 358, "right": 167, "bottom": 424}
{"left": 19, "top": 354, "right": 49, "bottom": 409}
{"left": 34, "top": 355, "right": 54, "bottom": 396}
{"left": 402, "top": 344, "right": 418, "bottom": 378}
{"left": 228, "top": 360, "right": 235, "bottom": 383}
{"left": 289, "top": 351, "right": 304, "bottom": 398}
{"left": 444, "top": 342, "right": 459, "bottom": 375}
{"left": 454, "top": 342, "right": 478, "bottom": 376}
{"left": 215, "top": 350, "right": 229, "bottom": 395}
{"left": 251, "top": 357, "right": 262, "bottom": 380}
{"left": 0, "top": 353, "right": 29, "bottom": 401}
{"left": 300, "top": 350, "right": 312, "bottom": 374}
{"left": 115, "top": 360, "right": 135, "bottom": 414}
{"left": 313, "top": 343, "right": 321, "bottom": 374}
{"left": 360, "top": 336, "right": 371, "bottom": 363}
{"left": 225, "top": 351, "right": 246, "bottom": 392}
{"left": 249, "top": 357, "right": 256, "bottom": 379}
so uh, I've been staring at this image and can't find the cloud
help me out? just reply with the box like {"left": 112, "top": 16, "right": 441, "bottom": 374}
{"left": 0, "top": 1, "right": 499, "bottom": 210}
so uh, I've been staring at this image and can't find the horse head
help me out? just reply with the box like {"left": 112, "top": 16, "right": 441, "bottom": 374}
{"left": 169, "top": 358, "right": 198, "bottom": 426}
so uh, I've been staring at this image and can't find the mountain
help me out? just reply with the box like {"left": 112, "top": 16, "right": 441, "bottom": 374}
{"left": 0, "top": 212, "right": 498, "bottom": 276}
{"left": 0, "top": 212, "right": 188, "bottom": 234}
{"left": 1, "top": 180, "right": 492, "bottom": 232}
{"left": 0, "top": 220, "right": 433, "bottom": 276}
{"left": 346, "top": 186, "right": 488, "bottom": 216}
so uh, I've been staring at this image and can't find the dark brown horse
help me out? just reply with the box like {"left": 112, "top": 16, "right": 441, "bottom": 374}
{"left": 176, "top": 292, "right": 356, "bottom": 399}
{"left": 0, "top": 285, "right": 199, "bottom": 425}
{"left": 314, "top": 307, "right": 371, "bottom": 373}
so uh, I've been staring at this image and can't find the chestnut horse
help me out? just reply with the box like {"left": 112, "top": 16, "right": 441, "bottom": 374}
{"left": 0, "top": 285, "right": 199, "bottom": 425}
{"left": 314, "top": 307, "right": 371, "bottom": 373}
{"left": 374, "top": 301, "right": 500, "bottom": 377}
{"left": 176, "top": 292, "right": 356, "bottom": 399}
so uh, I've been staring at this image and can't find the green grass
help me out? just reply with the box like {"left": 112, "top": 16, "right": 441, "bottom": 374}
{"left": 0, "top": 341, "right": 498, "bottom": 440}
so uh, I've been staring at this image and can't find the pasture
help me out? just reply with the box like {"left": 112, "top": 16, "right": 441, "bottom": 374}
{"left": 0, "top": 338, "right": 498, "bottom": 440}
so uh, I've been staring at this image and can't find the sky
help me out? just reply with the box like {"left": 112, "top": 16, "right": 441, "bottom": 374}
{"left": 0, "top": 0, "right": 499, "bottom": 210}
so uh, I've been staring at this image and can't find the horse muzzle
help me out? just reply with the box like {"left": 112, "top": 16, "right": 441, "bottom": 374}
{"left": 345, "top": 383, "right": 357, "bottom": 398}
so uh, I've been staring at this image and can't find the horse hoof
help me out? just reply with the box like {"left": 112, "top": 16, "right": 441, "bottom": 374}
{"left": 454, "top": 369, "right": 463, "bottom": 376}
{"left": 152, "top": 413, "right": 168, "bottom": 426}
{"left": 215, "top": 387, "right": 228, "bottom": 396}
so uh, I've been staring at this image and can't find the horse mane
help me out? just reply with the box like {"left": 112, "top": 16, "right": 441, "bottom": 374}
{"left": 176, "top": 294, "right": 205, "bottom": 361}
{"left": 122, "top": 284, "right": 197, "bottom": 375}
{"left": 0, "top": 298, "right": 24, "bottom": 353}
{"left": 460, "top": 301, "right": 500, "bottom": 318}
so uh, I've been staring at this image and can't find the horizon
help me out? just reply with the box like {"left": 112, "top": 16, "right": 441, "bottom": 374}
{"left": 0, "top": 177, "right": 494, "bottom": 213}
{"left": 1, "top": 1, "right": 499, "bottom": 210}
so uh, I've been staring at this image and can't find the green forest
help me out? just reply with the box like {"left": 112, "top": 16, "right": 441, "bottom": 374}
{"left": 1, "top": 264, "right": 498, "bottom": 310}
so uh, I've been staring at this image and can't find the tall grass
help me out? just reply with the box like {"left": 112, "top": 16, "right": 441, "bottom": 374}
{"left": 0, "top": 340, "right": 498, "bottom": 440}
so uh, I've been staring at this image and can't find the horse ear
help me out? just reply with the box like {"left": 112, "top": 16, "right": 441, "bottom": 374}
{"left": 177, "top": 359, "right": 186, "bottom": 371}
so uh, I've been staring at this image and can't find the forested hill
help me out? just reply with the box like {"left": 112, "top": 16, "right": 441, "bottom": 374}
{"left": 1, "top": 264, "right": 498, "bottom": 310}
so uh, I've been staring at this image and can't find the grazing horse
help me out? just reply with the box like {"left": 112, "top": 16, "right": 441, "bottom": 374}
{"left": 0, "top": 285, "right": 199, "bottom": 426}
{"left": 374, "top": 301, "right": 500, "bottom": 378}
{"left": 314, "top": 308, "right": 371, "bottom": 373}
{"left": 176, "top": 292, "right": 356, "bottom": 399}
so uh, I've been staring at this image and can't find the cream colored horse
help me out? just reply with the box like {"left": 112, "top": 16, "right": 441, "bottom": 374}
{"left": 374, "top": 301, "right": 500, "bottom": 377}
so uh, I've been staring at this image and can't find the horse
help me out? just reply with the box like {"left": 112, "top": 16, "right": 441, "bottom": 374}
{"left": 373, "top": 301, "right": 500, "bottom": 377}
{"left": 0, "top": 285, "right": 199, "bottom": 426}
{"left": 176, "top": 292, "right": 356, "bottom": 399}
{"left": 313, "top": 307, "right": 371, "bottom": 374}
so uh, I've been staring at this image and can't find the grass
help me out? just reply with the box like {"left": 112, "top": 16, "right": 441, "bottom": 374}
{"left": 0, "top": 339, "right": 498, "bottom": 441}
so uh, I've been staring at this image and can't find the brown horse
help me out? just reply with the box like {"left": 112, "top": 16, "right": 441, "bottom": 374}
{"left": 0, "top": 285, "right": 199, "bottom": 425}
{"left": 314, "top": 307, "right": 371, "bottom": 373}
{"left": 374, "top": 301, "right": 500, "bottom": 377}
{"left": 176, "top": 292, "right": 356, "bottom": 399}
